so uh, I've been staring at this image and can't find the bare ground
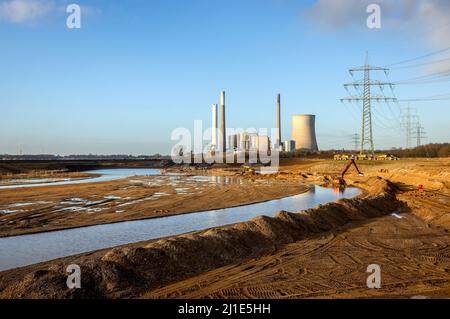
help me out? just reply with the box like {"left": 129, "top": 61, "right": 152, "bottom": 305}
{"left": 141, "top": 158, "right": 450, "bottom": 299}
{"left": 0, "top": 158, "right": 449, "bottom": 299}
{"left": 144, "top": 208, "right": 450, "bottom": 299}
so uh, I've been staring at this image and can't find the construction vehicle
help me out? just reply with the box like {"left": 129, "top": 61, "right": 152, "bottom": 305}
{"left": 241, "top": 165, "right": 256, "bottom": 175}
{"left": 334, "top": 153, "right": 399, "bottom": 161}
{"left": 356, "top": 154, "right": 369, "bottom": 161}
{"left": 376, "top": 154, "right": 400, "bottom": 161}
{"left": 334, "top": 154, "right": 351, "bottom": 161}
{"left": 333, "top": 158, "right": 364, "bottom": 186}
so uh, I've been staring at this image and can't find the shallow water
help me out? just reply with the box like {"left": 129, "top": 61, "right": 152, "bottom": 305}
{"left": 0, "top": 168, "right": 162, "bottom": 189}
{"left": 0, "top": 184, "right": 359, "bottom": 271}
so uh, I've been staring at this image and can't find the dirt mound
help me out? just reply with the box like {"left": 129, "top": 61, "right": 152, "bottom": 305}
{"left": 0, "top": 179, "right": 403, "bottom": 299}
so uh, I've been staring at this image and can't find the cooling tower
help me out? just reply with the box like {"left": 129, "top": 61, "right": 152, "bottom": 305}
{"left": 291, "top": 115, "right": 318, "bottom": 151}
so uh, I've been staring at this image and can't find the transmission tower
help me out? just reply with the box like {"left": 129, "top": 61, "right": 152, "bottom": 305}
{"left": 412, "top": 122, "right": 426, "bottom": 147}
{"left": 401, "top": 105, "right": 418, "bottom": 149}
{"left": 341, "top": 52, "right": 397, "bottom": 155}
{"left": 351, "top": 133, "right": 360, "bottom": 151}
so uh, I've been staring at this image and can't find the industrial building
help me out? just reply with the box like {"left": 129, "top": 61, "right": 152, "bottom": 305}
{"left": 292, "top": 114, "right": 318, "bottom": 151}
{"left": 228, "top": 133, "right": 271, "bottom": 152}
{"left": 283, "top": 140, "right": 296, "bottom": 152}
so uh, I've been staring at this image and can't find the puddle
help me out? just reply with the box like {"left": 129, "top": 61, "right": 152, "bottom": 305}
{"left": 391, "top": 213, "right": 405, "bottom": 219}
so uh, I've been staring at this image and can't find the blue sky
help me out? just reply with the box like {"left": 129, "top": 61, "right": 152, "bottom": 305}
{"left": 1, "top": 0, "right": 449, "bottom": 155}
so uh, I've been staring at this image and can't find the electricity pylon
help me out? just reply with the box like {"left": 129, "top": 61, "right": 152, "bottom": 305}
{"left": 351, "top": 133, "right": 360, "bottom": 151}
{"left": 412, "top": 122, "right": 426, "bottom": 147}
{"left": 341, "top": 52, "right": 397, "bottom": 155}
{"left": 401, "top": 105, "right": 418, "bottom": 149}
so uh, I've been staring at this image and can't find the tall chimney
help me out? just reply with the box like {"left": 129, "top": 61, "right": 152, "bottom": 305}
{"left": 277, "top": 94, "right": 281, "bottom": 147}
{"left": 212, "top": 104, "right": 218, "bottom": 150}
{"left": 220, "top": 91, "right": 226, "bottom": 153}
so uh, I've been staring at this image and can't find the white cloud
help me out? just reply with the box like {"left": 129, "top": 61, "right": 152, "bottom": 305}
{"left": 418, "top": 1, "right": 450, "bottom": 46}
{"left": 306, "top": 0, "right": 370, "bottom": 29}
{"left": 306, "top": 0, "right": 450, "bottom": 72}
{"left": 0, "top": 0, "right": 54, "bottom": 23}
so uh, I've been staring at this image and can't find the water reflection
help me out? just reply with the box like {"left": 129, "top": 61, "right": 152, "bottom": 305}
{"left": 0, "top": 168, "right": 162, "bottom": 189}
{"left": 0, "top": 185, "right": 360, "bottom": 271}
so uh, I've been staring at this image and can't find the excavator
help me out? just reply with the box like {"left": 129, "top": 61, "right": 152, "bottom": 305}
{"left": 333, "top": 157, "right": 364, "bottom": 187}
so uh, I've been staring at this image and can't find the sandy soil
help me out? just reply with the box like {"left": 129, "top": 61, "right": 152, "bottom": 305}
{"left": 140, "top": 158, "right": 450, "bottom": 299}
{"left": 144, "top": 209, "right": 450, "bottom": 299}
{"left": 0, "top": 158, "right": 448, "bottom": 299}
{"left": 0, "top": 174, "right": 307, "bottom": 237}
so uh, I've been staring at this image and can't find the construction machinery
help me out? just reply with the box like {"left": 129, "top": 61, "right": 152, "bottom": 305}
{"left": 241, "top": 165, "right": 256, "bottom": 175}
{"left": 376, "top": 154, "right": 400, "bottom": 161}
{"left": 333, "top": 158, "right": 364, "bottom": 187}
{"left": 356, "top": 154, "right": 369, "bottom": 161}
{"left": 334, "top": 153, "right": 399, "bottom": 161}
{"left": 334, "top": 154, "right": 350, "bottom": 161}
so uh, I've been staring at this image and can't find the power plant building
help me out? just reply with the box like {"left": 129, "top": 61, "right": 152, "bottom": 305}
{"left": 283, "top": 140, "right": 296, "bottom": 152}
{"left": 256, "top": 135, "right": 271, "bottom": 153}
{"left": 291, "top": 115, "right": 318, "bottom": 151}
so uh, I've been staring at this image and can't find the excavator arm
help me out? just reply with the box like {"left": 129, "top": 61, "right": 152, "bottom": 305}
{"left": 333, "top": 159, "right": 364, "bottom": 186}
{"left": 341, "top": 159, "right": 363, "bottom": 179}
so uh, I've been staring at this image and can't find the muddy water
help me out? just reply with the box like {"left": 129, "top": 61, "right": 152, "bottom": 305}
{"left": 0, "top": 184, "right": 359, "bottom": 271}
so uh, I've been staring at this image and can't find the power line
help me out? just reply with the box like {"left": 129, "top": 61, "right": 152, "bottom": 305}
{"left": 372, "top": 104, "right": 400, "bottom": 126}
{"left": 397, "top": 79, "right": 450, "bottom": 85}
{"left": 384, "top": 74, "right": 406, "bottom": 127}
{"left": 390, "top": 56, "right": 450, "bottom": 70}
{"left": 395, "top": 70, "right": 450, "bottom": 84}
{"left": 397, "top": 97, "right": 450, "bottom": 102}
{"left": 384, "top": 47, "right": 450, "bottom": 67}
{"left": 397, "top": 92, "right": 450, "bottom": 102}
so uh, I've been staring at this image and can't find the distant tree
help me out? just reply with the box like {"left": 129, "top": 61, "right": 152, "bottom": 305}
{"left": 390, "top": 143, "right": 450, "bottom": 158}
{"left": 438, "top": 144, "right": 450, "bottom": 157}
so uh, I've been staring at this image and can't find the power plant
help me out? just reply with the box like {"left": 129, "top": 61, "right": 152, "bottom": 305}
{"left": 210, "top": 91, "right": 319, "bottom": 155}
{"left": 292, "top": 115, "right": 319, "bottom": 151}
